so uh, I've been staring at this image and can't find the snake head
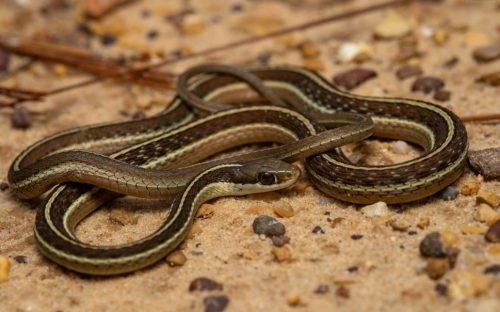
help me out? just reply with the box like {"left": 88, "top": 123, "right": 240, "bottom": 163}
{"left": 238, "top": 159, "right": 300, "bottom": 193}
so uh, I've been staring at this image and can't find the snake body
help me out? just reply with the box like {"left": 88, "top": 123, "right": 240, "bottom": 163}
{"left": 8, "top": 65, "right": 468, "bottom": 275}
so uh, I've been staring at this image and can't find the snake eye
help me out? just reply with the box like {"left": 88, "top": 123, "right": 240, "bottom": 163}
{"left": 258, "top": 171, "right": 276, "bottom": 185}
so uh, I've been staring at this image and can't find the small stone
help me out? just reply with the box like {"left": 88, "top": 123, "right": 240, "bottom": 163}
{"left": 461, "top": 182, "right": 480, "bottom": 196}
{"left": 446, "top": 247, "right": 460, "bottom": 269}
{"left": 100, "top": 34, "right": 117, "bottom": 46}
{"left": 476, "top": 71, "right": 500, "bottom": 87}
{"left": 147, "top": 30, "right": 159, "bottom": 40}
{"left": 196, "top": 203, "right": 215, "bottom": 218}
{"left": 53, "top": 64, "right": 67, "bottom": 77}
{"left": 395, "top": 65, "right": 423, "bottom": 80}
{"left": 420, "top": 232, "right": 446, "bottom": 258}
{"left": 181, "top": 14, "right": 205, "bottom": 35}
{"left": 14, "top": 255, "right": 27, "bottom": 264}
{"left": 132, "top": 111, "right": 146, "bottom": 119}
{"left": 439, "top": 186, "right": 459, "bottom": 200}
{"left": 351, "top": 234, "right": 363, "bottom": 240}
{"left": 347, "top": 266, "right": 358, "bottom": 273}
{"left": 252, "top": 215, "right": 285, "bottom": 237}
{"left": 11, "top": 107, "right": 32, "bottom": 129}
{"left": 336, "top": 286, "right": 350, "bottom": 298}
{"left": 0, "top": 181, "right": 8, "bottom": 191}
{"left": 257, "top": 52, "right": 272, "bottom": 65}
{"left": 435, "top": 283, "right": 448, "bottom": 296}
{"left": 465, "top": 31, "right": 491, "bottom": 47}
{"left": 417, "top": 217, "right": 430, "bottom": 229}
{"left": 388, "top": 219, "right": 411, "bottom": 232}
{"left": 424, "top": 258, "right": 449, "bottom": 280}
{"left": 272, "top": 246, "right": 292, "bottom": 262}
{"left": 408, "top": 231, "right": 417, "bottom": 236}
{"left": 187, "top": 222, "right": 202, "bottom": 239}
{"left": 286, "top": 292, "right": 301, "bottom": 306}
{"left": 460, "top": 224, "right": 487, "bottom": 235}
{"left": 271, "top": 235, "right": 290, "bottom": 247}
{"left": 474, "top": 204, "right": 500, "bottom": 225}
{"left": 314, "top": 284, "right": 329, "bottom": 294}
{"left": 189, "top": 277, "right": 223, "bottom": 292}
{"left": 433, "top": 29, "right": 449, "bottom": 45}
{"left": 203, "top": 295, "right": 229, "bottom": 312}
{"left": 361, "top": 201, "right": 389, "bottom": 217}
{"left": 472, "top": 43, "right": 500, "bottom": 62}
{"left": 166, "top": 250, "right": 187, "bottom": 267}
{"left": 449, "top": 272, "right": 488, "bottom": 299}
{"left": 391, "top": 140, "right": 411, "bottom": 154}
{"left": 433, "top": 90, "right": 451, "bottom": 102}
{"left": 312, "top": 226, "right": 325, "bottom": 234}
{"left": 333, "top": 68, "right": 377, "bottom": 90}
{"left": 441, "top": 230, "right": 459, "bottom": 246}
{"left": 483, "top": 264, "right": 500, "bottom": 275}
{"left": 411, "top": 77, "right": 445, "bottom": 94}
{"left": 476, "top": 191, "right": 500, "bottom": 208}
{"left": 0, "top": 255, "right": 11, "bottom": 283}
{"left": 468, "top": 148, "right": 500, "bottom": 180}
{"left": 299, "top": 40, "right": 321, "bottom": 59}
{"left": 231, "top": 3, "right": 244, "bottom": 12}
{"left": 337, "top": 42, "right": 373, "bottom": 63}
{"left": 485, "top": 220, "right": 500, "bottom": 243}
{"left": 302, "top": 58, "right": 325, "bottom": 72}
{"left": 374, "top": 10, "right": 412, "bottom": 39}
{"left": 240, "top": 250, "right": 256, "bottom": 260}
{"left": 273, "top": 203, "right": 294, "bottom": 218}
{"left": 444, "top": 56, "right": 459, "bottom": 68}
{"left": 329, "top": 217, "right": 344, "bottom": 228}
{"left": 0, "top": 49, "right": 10, "bottom": 73}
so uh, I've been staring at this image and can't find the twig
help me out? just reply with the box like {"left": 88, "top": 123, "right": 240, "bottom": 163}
{"left": 460, "top": 113, "right": 500, "bottom": 123}
{"left": 0, "top": 86, "right": 46, "bottom": 100}
{"left": 85, "top": 0, "right": 138, "bottom": 19}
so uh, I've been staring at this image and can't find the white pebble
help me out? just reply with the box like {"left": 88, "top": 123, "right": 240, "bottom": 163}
{"left": 361, "top": 201, "right": 389, "bottom": 217}
{"left": 391, "top": 140, "right": 411, "bottom": 155}
{"left": 420, "top": 26, "right": 433, "bottom": 38}
{"left": 337, "top": 42, "right": 360, "bottom": 63}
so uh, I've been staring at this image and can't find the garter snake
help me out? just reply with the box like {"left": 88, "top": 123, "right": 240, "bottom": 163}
{"left": 8, "top": 64, "right": 468, "bottom": 275}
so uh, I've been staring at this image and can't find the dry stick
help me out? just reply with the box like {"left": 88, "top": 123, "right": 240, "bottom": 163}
{"left": 0, "top": 86, "right": 47, "bottom": 100}
{"left": 460, "top": 114, "right": 500, "bottom": 123}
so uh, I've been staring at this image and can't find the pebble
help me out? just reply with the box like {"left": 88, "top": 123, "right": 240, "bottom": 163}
{"left": 256, "top": 52, "right": 272, "bottom": 65}
{"left": 336, "top": 286, "right": 350, "bottom": 298}
{"left": 303, "top": 58, "right": 325, "bottom": 72}
{"left": 196, "top": 203, "right": 215, "bottom": 218}
{"left": 333, "top": 68, "right": 377, "bottom": 90}
{"left": 419, "top": 232, "right": 446, "bottom": 258}
{"left": 483, "top": 264, "right": 500, "bottom": 275}
{"left": 272, "top": 246, "right": 292, "bottom": 262}
{"left": 468, "top": 148, "right": 500, "bottom": 180}
{"left": 360, "top": 201, "right": 389, "bottom": 217}
{"left": 435, "top": 283, "right": 448, "bottom": 296}
{"left": 11, "top": 107, "right": 33, "bottom": 129}
{"left": 432, "top": 29, "right": 449, "bottom": 45}
{"left": 252, "top": 215, "right": 285, "bottom": 237}
{"left": 477, "top": 191, "right": 500, "bottom": 208}
{"left": 132, "top": 111, "right": 146, "bottom": 119}
{"left": 476, "top": 71, "right": 500, "bottom": 87}
{"left": 448, "top": 272, "right": 488, "bottom": 300}
{"left": 391, "top": 140, "right": 411, "bottom": 154}
{"left": 388, "top": 219, "right": 410, "bottom": 232}
{"left": 299, "top": 40, "right": 321, "bottom": 59}
{"left": 312, "top": 226, "right": 325, "bottom": 234}
{"left": 53, "top": 64, "right": 68, "bottom": 77}
{"left": 166, "top": 250, "right": 187, "bottom": 266}
{"left": 181, "top": 14, "right": 205, "bottom": 35}
{"left": 273, "top": 203, "right": 294, "bottom": 218}
{"left": 147, "top": 30, "right": 159, "bottom": 40}
{"left": 460, "top": 224, "right": 486, "bottom": 235}
{"left": 0, "top": 49, "right": 9, "bottom": 73}
{"left": 433, "top": 90, "right": 451, "bottom": 102}
{"left": 347, "top": 266, "right": 358, "bottom": 273}
{"left": 0, "top": 255, "right": 11, "bottom": 283}
{"left": 485, "top": 220, "right": 500, "bottom": 243}
{"left": 271, "top": 235, "right": 290, "bottom": 247}
{"left": 417, "top": 217, "right": 430, "bottom": 229}
{"left": 444, "top": 56, "right": 459, "bottom": 68}
{"left": 424, "top": 258, "right": 449, "bottom": 280}
{"left": 439, "top": 186, "right": 459, "bottom": 200}
{"left": 240, "top": 250, "right": 256, "bottom": 260}
{"left": 100, "top": 34, "right": 117, "bottom": 46}
{"left": 0, "top": 181, "right": 8, "bottom": 191}
{"left": 374, "top": 10, "right": 411, "bottom": 39}
{"left": 314, "top": 284, "right": 329, "bottom": 294}
{"left": 187, "top": 222, "right": 202, "bottom": 239}
{"left": 286, "top": 292, "right": 301, "bottom": 306}
{"left": 465, "top": 31, "right": 491, "bottom": 47}
{"left": 461, "top": 182, "right": 480, "bottom": 196}
{"left": 395, "top": 65, "right": 422, "bottom": 80}
{"left": 14, "top": 255, "right": 27, "bottom": 264}
{"left": 351, "top": 234, "right": 363, "bottom": 240}
{"left": 337, "top": 42, "right": 372, "bottom": 63}
{"left": 203, "top": 295, "right": 229, "bottom": 312}
{"left": 189, "top": 277, "right": 223, "bottom": 292}
{"left": 472, "top": 43, "right": 500, "bottom": 62}
{"left": 474, "top": 204, "right": 500, "bottom": 225}
{"left": 411, "top": 77, "right": 445, "bottom": 94}
{"left": 441, "top": 230, "right": 459, "bottom": 246}
{"left": 447, "top": 247, "right": 460, "bottom": 269}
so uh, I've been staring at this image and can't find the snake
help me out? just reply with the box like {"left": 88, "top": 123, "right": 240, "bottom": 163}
{"left": 7, "top": 64, "right": 468, "bottom": 275}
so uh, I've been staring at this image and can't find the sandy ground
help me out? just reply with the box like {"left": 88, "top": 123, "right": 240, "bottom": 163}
{"left": 0, "top": 0, "right": 499, "bottom": 311}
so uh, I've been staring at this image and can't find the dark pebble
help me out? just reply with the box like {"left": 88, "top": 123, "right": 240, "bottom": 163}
{"left": 101, "top": 34, "right": 117, "bottom": 46}
{"left": 333, "top": 68, "right": 377, "bottom": 90}
{"left": 468, "top": 147, "right": 500, "bottom": 180}
{"left": 141, "top": 9, "right": 151, "bottom": 18}
{"left": 312, "top": 226, "right": 325, "bottom": 234}
{"left": 0, "top": 49, "right": 9, "bottom": 73}
{"left": 485, "top": 220, "right": 500, "bottom": 243}
{"left": 314, "top": 284, "right": 329, "bottom": 294}
{"left": 324, "top": 211, "right": 330, "bottom": 216}
{"left": 231, "top": 3, "right": 244, "bottom": 12}
{"left": 419, "top": 232, "right": 446, "bottom": 258}
{"left": 76, "top": 22, "right": 93, "bottom": 35}
{"left": 132, "top": 111, "right": 146, "bottom": 119}
{"left": 336, "top": 286, "right": 350, "bottom": 298}
{"left": 395, "top": 65, "right": 422, "bottom": 80}
{"left": 257, "top": 52, "right": 271, "bottom": 65}
{"left": 0, "top": 181, "right": 8, "bottom": 191}
{"left": 271, "top": 235, "right": 290, "bottom": 247}
{"left": 483, "top": 264, "right": 500, "bottom": 275}
{"left": 11, "top": 107, "right": 33, "bottom": 129}
{"left": 203, "top": 295, "right": 229, "bottom": 312}
{"left": 147, "top": 30, "right": 159, "bottom": 40}
{"left": 446, "top": 247, "right": 460, "bottom": 269}
{"left": 473, "top": 43, "right": 500, "bottom": 63}
{"left": 443, "top": 56, "right": 459, "bottom": 68}
{"left": 408, "top": 231, "right": 417, "bottom": 236}
{"left": 435, "top": 283, "right": 448, "bottom": 296}
{"left": 347, "top": 266, "right": 358, "bottom": 273}
{"left": 434, "top": 90, "right": 451, "bottom": 102}
{"left": 476, "top": 71, "right": 500, "bottom": 87}
{"left": 252, "top": 215, "right": 285, "bottom": 237}
{"left": 189, "top": 277, "right": 223, "bottom": 292}
{"left": 439, "top": 186, "right": 459, "bottom": 200}
{"left": 411, "top": 77, "right": 445, "bottom": 94}
{"left": 351, "top": 234, "right": 363, "bottom": 240}
{"left": 171, "top": 49, "right": 184, "bottom": 60}
{"left": 14, "top": 255, "right": 27, "bottom": 264}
